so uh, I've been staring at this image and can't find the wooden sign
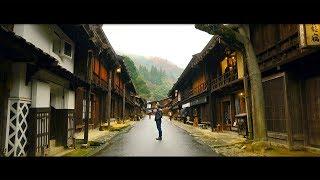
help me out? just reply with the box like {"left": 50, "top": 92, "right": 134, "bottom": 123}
{"left": 190, "top": 96, "right": 207, "bottom": 106}
{"left": 299, "top": 24, "right": 320, "bottom": 48}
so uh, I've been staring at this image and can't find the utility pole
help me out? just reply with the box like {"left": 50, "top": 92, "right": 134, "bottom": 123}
{"left": 84, "top": 50, "right": 93, "bottom": 144}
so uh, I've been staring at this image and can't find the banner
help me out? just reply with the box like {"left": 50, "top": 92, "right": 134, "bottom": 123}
{"left": 299, "top": 24, "right": 320, "bottom": 48}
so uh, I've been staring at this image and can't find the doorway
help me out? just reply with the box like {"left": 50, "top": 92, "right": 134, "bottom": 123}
{"left": 0, "top": 64, "right": 9, "bottom": 153}
{"left": 305, "top": 76, "right": 320, "bottom": 148}
{"left": 222, "top": 101, "right": 231, "bottom": 125}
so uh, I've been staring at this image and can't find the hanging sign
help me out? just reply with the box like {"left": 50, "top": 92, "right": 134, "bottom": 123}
{"left": 190, "top": 96, "right": 207, "bottom": 106}
{"left": 299, "top": 24, "right": 320, "bottom": 48}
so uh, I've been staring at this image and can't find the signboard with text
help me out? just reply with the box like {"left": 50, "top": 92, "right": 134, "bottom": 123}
{"left": 299, "top": 24, "right": 320, "bottom": 48}
{"left": 190, "top": 96, "right": 207, "bottom": 107}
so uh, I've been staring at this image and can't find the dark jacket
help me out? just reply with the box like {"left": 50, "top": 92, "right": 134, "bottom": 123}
{"left": 155, "top": 109, "right": 162, "bottom": 121}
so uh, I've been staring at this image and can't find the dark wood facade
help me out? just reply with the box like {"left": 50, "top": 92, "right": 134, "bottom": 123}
{"left": 249, "top": 24, "right": 320, "bottom": 149}
{"left": 170, "top": 24, "right": 320, "bottom": 149}
{"left": 169, "top": 37, "right": 247, "bottom": 131}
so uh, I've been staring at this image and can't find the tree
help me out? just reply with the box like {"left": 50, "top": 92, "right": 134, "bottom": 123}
{"left": 123, "top": 56, "right": 151, "bottom": 99}
{"left": 195, "top": 24, "right": 266, "bottom": 141}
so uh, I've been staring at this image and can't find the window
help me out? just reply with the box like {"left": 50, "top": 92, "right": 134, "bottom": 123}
{"left": 64, "top": 42, "right": 72, "bottom": 57}
{"left": 82, "top": 100, "right": 86, "bottom": 119}
{"left": 52, "top": 30, "right": 73, "bottom": 59}
{"left": 82, "top": 99, "right": 92, "bottom": 119}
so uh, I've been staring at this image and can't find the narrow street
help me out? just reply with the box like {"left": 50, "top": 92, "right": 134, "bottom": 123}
{"left": 96, "top": 116, "right": 219, "bottom": 156}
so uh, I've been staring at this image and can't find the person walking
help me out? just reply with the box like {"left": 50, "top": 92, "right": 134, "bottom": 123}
{"left": 169, "top": 111, "right": 172, "bottom": 121}
{"left": 154, "top": 106, "right": 163, "bottom": 140}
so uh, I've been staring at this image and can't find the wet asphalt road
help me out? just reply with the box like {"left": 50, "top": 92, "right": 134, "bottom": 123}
{"left": 96, "top": 115, "right": 219, "bottom": 156}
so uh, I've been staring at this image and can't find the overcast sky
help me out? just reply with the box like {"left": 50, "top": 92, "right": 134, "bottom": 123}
{"left": 102, "top": 24, "right": 213, "bottom": 68}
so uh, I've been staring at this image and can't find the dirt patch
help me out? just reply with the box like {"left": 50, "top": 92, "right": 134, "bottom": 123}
{"left": 172, "top": 120, "right": 320, "bottom": 157}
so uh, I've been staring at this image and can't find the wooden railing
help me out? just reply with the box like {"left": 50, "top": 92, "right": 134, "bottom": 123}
{"left": 181, "top": 81, "right": 208, "bottom": 100}
{"left": 256, "top": 32, "right": 301, "bottom": 70}
{"left": 92, "top": 73, "right": 108, "bottom": 90}
{"left": 211, "top": 67, "right": 238, "bottom": 91}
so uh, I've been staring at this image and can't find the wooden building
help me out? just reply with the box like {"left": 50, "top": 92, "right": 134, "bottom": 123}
{"left": 0, "top": 24, "right": 89, "bottom": 156}
{"left": 249, "top": 24, "right": 320, "bottom": 149}
{"left": 198, "top": 37, "right": 247, "bottom": 132}
{"left": 0, "top": 24, "right": 143, "bottom": 157}
{"left": 170, "top": 24, "right": 320, "bottom": 150}
{"left": 168, "top": 52, "right": 215, "bottom": 127}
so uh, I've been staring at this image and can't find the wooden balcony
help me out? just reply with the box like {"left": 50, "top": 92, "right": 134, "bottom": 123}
{"left": 211, "top": 67, "right": 238, "bottom": 91}
{"left": 181, "top": 81, "right": 208, "bottom": 101}
{"left": 92, "top": 73, "right": 108, "bottom": 90}
{"left": 256, "top": 32, "right": 308, "bottom": 71}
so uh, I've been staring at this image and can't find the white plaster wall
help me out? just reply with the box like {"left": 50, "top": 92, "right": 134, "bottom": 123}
{"left": 13, "top": 24, "right": 74, "bottom": 73}
{"left": 9, "top": 63, "right": 31, "bottom": 99}
{"left": 31, "top": 80, "right": 50, "bottom": 108}
{"left": 50, "top": 85, "right": 64, "bottom": 109}
{"left": 64, "top": 90, "right": 75, "bottom": 109}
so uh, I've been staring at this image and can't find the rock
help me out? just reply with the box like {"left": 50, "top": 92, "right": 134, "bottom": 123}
{"left": 241, "top": 145, "right": 247, "bottom": 150}
{"left": 252, "top": 141, "right": 272, "bottom": 152}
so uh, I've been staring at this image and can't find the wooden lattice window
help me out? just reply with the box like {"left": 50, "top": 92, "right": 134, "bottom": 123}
{"left": 263, "top": 74, "right": 287, "bottom": 133}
